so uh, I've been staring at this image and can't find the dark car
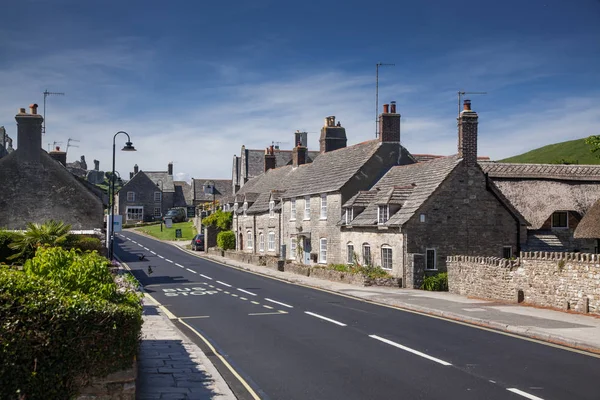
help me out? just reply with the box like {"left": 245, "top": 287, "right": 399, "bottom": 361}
{"left": 191, "top": 234, "right": 204, "bottom": 251}
{"left": 163, "top": 208, "right": 186, "bottom": 223}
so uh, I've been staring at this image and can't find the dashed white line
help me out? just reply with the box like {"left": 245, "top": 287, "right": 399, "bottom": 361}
{"left": 231, "top": 294, "right": 239, "bottom": 297}
{"left": 369, "top": 335, "right": 452, "bottom": 366}
{"left": 138, "top": 244, "right": 143, "bottom": 247}
{"left": 265, "top": 298, "right": 293, "bottom": 308}
{"left": 143, "top": 247, "right": 149, "bottom": 250}
{"left": 263, "top": 305, "right": 274, "bottom": 309}
{"left": 131, "top": 240, "right": 137, "bottom": 244}
{"left": 237, "top": 288, "right": 257, "bottom": 296}
{"left": 165, "top": 259, "right": 173, "bottom": 263}
{"left": 200, "top": 274, "right": 213, "bottom": 280}
{"left": 216, "top": 288, "right": 223, "bottom": 291}
{"left": 240, "top": 297, "right": 248, "bottom": 301}
{"left": 186, "top": 268, "right": 196, "bottom": 274}
{"left": 304, "top": 312, "right": 347, "bottom": 327}
{"left": 251, "top": 301, "right": 260, "bottom": 305}
{"left": 158, "top": 255, "right": 164, "bottom": 259}
{"left": 506, "top": 388, "right": 545, "bottom": 400}
{"left": 175, "top": 263, "right": 184, "bottom": 268}
{"left": 216, "top": 281, "right": 232, "bottom": 287}
{"left": 150, "top": 251, "right": 156, "bottom": 255}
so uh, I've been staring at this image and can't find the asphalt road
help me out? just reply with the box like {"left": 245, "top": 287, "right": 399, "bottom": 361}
{"left": 115, "top": 231, "right": 600, "bottom": 400}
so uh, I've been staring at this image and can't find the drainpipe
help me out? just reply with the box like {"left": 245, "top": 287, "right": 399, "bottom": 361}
{"left": 278, "top": 205, "right": 282, "bottom": 259}
{"left": 402, "top": 230, "right": 407, "bottom": 288}
{"left": 253, "top": 214, "right": 257, "bottom": 255}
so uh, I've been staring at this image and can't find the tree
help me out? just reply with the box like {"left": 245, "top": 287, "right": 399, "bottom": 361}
{"left": 8, "top": 220, "right": 72, "bottom": 261}
{"left": 585, "top": 135, "right": 600, "bottom": 158}
{"left": 202, "top": 210, "right": 233, "bottom": 231}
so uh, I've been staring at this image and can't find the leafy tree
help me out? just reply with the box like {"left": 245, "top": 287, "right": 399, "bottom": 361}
{"left": 585, "top": 135, "right": 600, "bottom": 158}
{"left": 8, "top": 220, "right": 72, "bottom": 261}
{"left": 217, "top": 231, "right": 236, "bottom": 250}
{"left": 202, "top": 210, "right": 233, "bottom": 230}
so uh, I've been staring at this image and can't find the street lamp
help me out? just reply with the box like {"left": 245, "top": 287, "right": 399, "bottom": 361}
{"left": 156, "top": 180, "right": 163, "bottom": 232}
{"left": 108, "top": 131, "right": 136, "bottom": 260}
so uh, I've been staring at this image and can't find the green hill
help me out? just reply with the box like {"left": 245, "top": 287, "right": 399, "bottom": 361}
{"left": 499, "top": 138, "right": 600, "bottom": 165}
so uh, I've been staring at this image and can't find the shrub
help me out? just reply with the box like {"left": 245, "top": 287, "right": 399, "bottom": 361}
{"left": 422, "top": 272, "right": 448, "bottom": 291}
{"left": 326, "top": 263, "right": 391, "bottom": 279}
{"left": 0, "top": 268, "right": 142, "bottom": 399}
{"left": 67, "top": 235, "right": 103, "bottom": 252}
{"left": 217, "top": 231, "right": 236, "bottom": 250}
{"left": 202, "top": 210, "right": 233, "bottom": 230}
{"left": 0, "top": 230, "right": 21, "bottom": 264}
{"left": 8, "top": 220, "right": 72, "bottom": 262}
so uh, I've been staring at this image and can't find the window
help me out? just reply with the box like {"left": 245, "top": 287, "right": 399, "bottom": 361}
{"left": 345, "top": 208, "right": 353, "bottom": 225}
{"left": 126, "top": 206, "right": 143, "bottom": 221}
{"left": 268, "top": 232, "right": 275, "bottom": 251}
{"left": 362, "top": 244, "right": 371, "bottom": 266}
{"left": 247, "top": 231, "right": 253, "bottom": 249}
{"left": 290, "top": 199, "right": 296, "bottom": 220}
{"left": 420, "top": 213, "right": 426, "bottom": 223}
{"left": 153, "top": 207, "right": 161, "bottom": 217}
{"left": 503, "top": 246, "right": 513, "bottom": 259}
{"left": 304, "top": 196, "right": 311, "bottom": 219}
{"left": 381, "top": 246, "right": 393, "bottom": 270}
{"left": 378, "top": 205, "right": 389, "bottom": 224}
{"left": 259, "top": 233, "right": 265, "bottom": 252}
{"left": 290, "top": 238, "right": 297, "bottom": 260}
{"left": 126, "top": 191, "right": 135, "bottom": 202}
{"left": 347, "top": 243, "right": 354, "bottom": 264}
{"left": 551, "top": 211, "right": 568, "bottom": 228}
{"left": 243, "top": 202, "right": 248, "bottom": 216}
{"left": 154, "top": 192, "right": 162, "bottom": 202}
{"left": 269, "top": 200, "right": 275, "bottom": 218}
{"left": 426, "top": 248, "right": 436, "bottom": 270}
{"left": 320, "top": 194, "right": 327, "bottom": 219}
{"left": 319, "top": 238, "right": 327, "bottom": 264}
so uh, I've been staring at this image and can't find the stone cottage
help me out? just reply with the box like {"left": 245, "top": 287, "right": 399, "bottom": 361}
{"left": 0, "top": 105, "right": 104, "bottom": 230}
{"left": 191, "top": 178, "right": 233, "bottom": 210}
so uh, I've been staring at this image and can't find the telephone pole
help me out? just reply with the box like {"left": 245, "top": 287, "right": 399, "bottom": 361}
{"left": 376, "top": 62, "right": 395, "bottom": 137}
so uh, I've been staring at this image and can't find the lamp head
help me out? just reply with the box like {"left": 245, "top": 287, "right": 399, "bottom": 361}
{"left": 122, "top": 141, "right": 136, "bottom": 151}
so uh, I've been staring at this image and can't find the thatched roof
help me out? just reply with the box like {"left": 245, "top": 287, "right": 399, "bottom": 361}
{"left": 574, "top": 198, "right": 600, "bottom": 238}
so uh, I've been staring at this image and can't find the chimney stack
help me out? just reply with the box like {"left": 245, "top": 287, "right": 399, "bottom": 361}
{"left": 458, "top": 99, "right": 479, "bottom": 167}
{"left": 294, "top": 130, "right": 308, "bottom": 148}
{"left": 133, "top": 164, "right": 139, "bottom": 174}
{"left": 15, "top": 104, "right": 43, "bottom": 162}
{"left": 264, "top": 145, "right": 276, "bottom": 172}
{"left": 293, "top": 141, "right": 307, "bottom": 167}
{"left": 48, "top": 145, "right": 67, "bottom": 166}
{"left": 129, "top": 172, "right": 134, "bottom": 179}
{"left": 319, "top": 115, "right": 347, "bottom": 153}
{"left": 94, "top": 159, "right": 100, "bottom": 171}
{"left": 168, "top": 162, "right": 173, "bottom": 176}
{"left": 379, "top": 101, "right": 400, "bottom": 143}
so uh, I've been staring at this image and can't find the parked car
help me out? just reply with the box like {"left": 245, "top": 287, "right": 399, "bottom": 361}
{"left": 163, "top": 208, "right": 186, "bottom": 223}
{"left": 191, "top": 234, "right": 204, "bottom": 251}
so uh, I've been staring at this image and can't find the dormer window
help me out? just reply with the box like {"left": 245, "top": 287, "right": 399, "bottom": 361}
{"left": 378, "top": 205, "right": 389, "bottom": 224}
{"left": 269, "top": 200, "right": 275, "bottom": 217}
{"left": 243, "top": 202, "right": 248, "bottom": 216}
{"left": 551, "top": 211, "right": 568, "bottom": 228}
{"left": 345, "top": 208, "right": 353, "bottom": 224}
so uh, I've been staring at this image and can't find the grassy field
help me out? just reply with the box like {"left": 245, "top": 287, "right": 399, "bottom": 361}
{"left": 135, "top": 220, "right": 197, "bottom": 241}
{"left": 500, "top": 138, "right": 600, "bottom": 164}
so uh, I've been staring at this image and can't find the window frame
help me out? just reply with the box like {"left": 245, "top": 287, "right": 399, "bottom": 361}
{"left": 290, "top": 238, "right": 297, "bottom": 260}
{"left": 378, "top": 205, "right": 389, "bottom": 224}
{"left": 126, "top": 206, "right": 143, "bottom": 221}
{"left": 381, "top": 246, "right": 393, "bottom": 270}
{"left": 320, "top": 194, "right": 327, "bottom": 220}
{"left": 419, "top": 213, "right": 426, "bottom": 223}
{"left": 126, "top": 191, "right": 135, "bottom": 202}
{"left": 154, "top": 191, "right": 162, "bottom": 203}
{"left": 153, "top": 207, "right": 161, "bottom": 217}
{"left": 269, "top": 200, "right": 275, "bottom": 218}
{"left": 345, "top": 208, "right": 353, "bottom": 225}
{"left": 268, "top": 231, "right": 275, "bottom": 251}
{"left": 362, "top": 244, "right": 371, "bottom": 266}
{"left": 426, "top": 248, "right": 437, "bottom": 270}
{"left": 258, "top": 232, "right": 265, "bottom": 252}
{"left": 247, "top": 231, "right": 253, "bottom": 249}
{"left": 290, "top": 198, "right": 296, "bottom": 220}
{"left": 304, "top": 196, "right": 311, "bottom": 220}
{"left": 347, "top": 243, "right": 354, "bottom": 264}
{"left": 319, "top": 238, "right": 327, "bottom": 264}
{"left": 551, "top": 211, "right": 568, "bottom": 229}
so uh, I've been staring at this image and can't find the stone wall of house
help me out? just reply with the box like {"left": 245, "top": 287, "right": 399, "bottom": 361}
{"left": 235, "top": 214, "right": 255, "bottom": 252}
{"left": 117, "top": 179, "right": 174, "bottom": 223}
{"left": 405, "top": 164, "right": 518, "bottom": 281}
{"left": 447, "top": 252, "right": 600, "bottom": 315}
{"left": 339, "top": 229, "right": 404, "bottom": 278}
{"left": 254, "top": 213, "right": 280, "bottom": 256}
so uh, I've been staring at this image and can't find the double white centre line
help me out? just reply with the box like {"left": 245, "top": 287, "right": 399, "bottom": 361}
{"left": 304, "top": 311, "right": 346, "bottom": 327}
{"left": 369, "top": 335, "right": 452, "bottom": 366}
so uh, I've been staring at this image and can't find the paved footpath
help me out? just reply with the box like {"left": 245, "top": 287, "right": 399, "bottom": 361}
{"left": 137, "top": 298, "right": 236, "bottom": 400}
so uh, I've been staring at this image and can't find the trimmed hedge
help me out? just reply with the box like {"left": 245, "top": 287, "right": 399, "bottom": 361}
{"left": 0, "top": 248, "right": 142, "bottom": 399}
{"left": 217, "top": 231, "right": 236, "bottom": 250}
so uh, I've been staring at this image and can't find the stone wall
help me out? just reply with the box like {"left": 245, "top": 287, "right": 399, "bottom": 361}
{"left": 76, "top": 363, "right": 136, "bottom": 400}
{"left": 447, "top": 252, "right": 600, "bottom": 315}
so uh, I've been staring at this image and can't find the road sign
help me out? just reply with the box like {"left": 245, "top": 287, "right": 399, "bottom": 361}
{"left": 187, "top": 206, "right": 195, "bottom": 218}
{"left": 175, "top": 229, "right": 182, "bottom": 238}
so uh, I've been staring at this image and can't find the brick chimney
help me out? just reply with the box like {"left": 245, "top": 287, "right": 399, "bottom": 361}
{"left": 168, "top": 162, "right": 173, "bottom": 176}
{"left": 48, "top": 146, "right": 67, "bottom": 166}
{"left": 319, "top": 116, "right": 347, "bottom": 153}
{"left": 379, "top": 101, "right": 400, "bottom": 142}
{"left": 264, "top": 145, "right": 276, "bottom": 172}
{"left": 133, "top": 164, "right": 139, "bottom": 174}
{"left": 292, "top": 141, "right": 307, "bottom": 167}
{"left": 15, "top": 104, "right": 43, "bottom": 162}
{"left": 458, "top": 99, "right": 479, "bottom": 167}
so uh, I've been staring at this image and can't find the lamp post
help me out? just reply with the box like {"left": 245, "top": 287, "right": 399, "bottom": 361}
{"left": 109, "top": 131, "right": 136, "bottom": 260}
{"left": 156, "top": 180, "right": 164, "bottom": 232}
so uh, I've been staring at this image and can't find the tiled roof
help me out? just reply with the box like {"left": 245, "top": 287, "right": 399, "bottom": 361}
{"left": 237, "top": 165, "right": 294, "bottom": 197}
{"left": 480, "top": 162, "right": 600, "bottom": 181}
{"left": 244, "top": 148, "right": 320, "bottom": 180}
{"left": 173, "top": 181, "right": 192, "bottom": 207}
{"left": 347, "top": 156, "right": 461, "bottom": 227}
{"left": 343, "top": 191, "right": 378, "bottom": 208}
{"left": 144, "top": 171, "right": 175, "bottom": 192}
{"left": 246, "top": 192, "right": 272, "bottom": 215}
{"left": 192, "top": 179, "right": 233, "bottom": 202}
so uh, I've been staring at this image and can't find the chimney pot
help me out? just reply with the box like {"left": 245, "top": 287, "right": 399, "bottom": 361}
{"left": 383, "top": 104, "right": 389, "bottom": 113}
{"left": 19, "top": 108, "right": 26, "bottom": 114}
{"left": 55, "top": 146, "right": 60, "bottom": 151}
{"left": 390, "top": 101, "right": 396, "bottom": 114}
{"left": 29, "top": 104, "right": 39, "bottom": 115}
{"left": 463, "top": 99, "right": 471, "bottom": 111}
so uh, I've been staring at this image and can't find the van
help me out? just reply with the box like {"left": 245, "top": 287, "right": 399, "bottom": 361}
{"left": 163, "top": 208, "right": 186, "bottom": 223}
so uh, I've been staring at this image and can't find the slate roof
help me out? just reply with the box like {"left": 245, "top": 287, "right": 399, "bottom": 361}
{"left": 343, "top": 191, "right": 378, "bottom": 208}
{"left": 480, "top": 162, "right": 600, "bottom": 181}
{"left": 192, "top": 179, "right": 233, "bottom": 202}
{"left": 173, "top": 181, "right": 192, "bottom": 207}
{"left": 144, "top": 171, "right": 175, "bottom": 192}
{"left": 236, "top": 165, "right": 294, "bottom": 197}
{"left": 244, "top": 148, "right": 320, "bottom": 180}
{"left": 346, "top": 155, "right": 462, "bottom": 227}
{"left": 282, "top": 140, "right": 414, "bottom": 199}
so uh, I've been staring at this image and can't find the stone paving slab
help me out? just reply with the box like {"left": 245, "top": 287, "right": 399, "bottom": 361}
{"left": 137, "top": 300, "right": 236, "bottom": 400}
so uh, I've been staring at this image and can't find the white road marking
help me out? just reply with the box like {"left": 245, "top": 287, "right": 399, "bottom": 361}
{"left": 237, "top": 288, "right": 257, "bottom": 296}
{"left": 263, "top": 305, "right": 274, "bottom": 309}
{"left": 224, "top": 291, "right": 230, "bottom": 294}
{"left": 158, "top": 255, "right": 164, "bottom": 259}
{"left": 265, "top": 298, "right": 293, "bottom": 308}
{"left": 304, "top": 312, "right": 347, "bottom": 327}
{"left": 249, "top": 312, "right": 286, "bottom": 316}
{"left": 240, "top": 297, "right": 248, "bottom": 301}
{"left": 166, "top": 259, "right": 173, "bottom": 263}
{"left": 180, "top": 316, "right": 210, "bottom": 319}
{"left": 150, "top": 251, "right": 156, "bottom": 255}
{"left": 216, "top": 281, "right": 232, "bottom": 287}
{"left": 208, "top": 285, "right": 214, "bottom": 288}
{"left": 506, "top": 388, "right": 545, "bottom": 400}
{"left": 251, "top": 301, "right": 260, "bottom": 305}
{"left": 186, "top": 268, "right": 197, "bottom": 274}
{"left": 132, "top": 240, "right": 137, "bottom": 244}
{"left": 463, "top": 308, "right": 487, "bottom": 312}
{"left": 231, "top": 294, "right": 239, "bottom": 297}
{"left": 175, "top": 263, "right": 184, "bottom": 268}
{"left": 144, "top": 247, "right": 149, "bottom": 250}
{"left": 200, "top": 274, "right": 213, "bottom": 280}
{"left": 138, "top": 244, "right": 143, "bottom": 247}
{"left": 369, "top": 335, "right": 452, "bottom": 366}
{"left": 216, "top": 288, "right": 223, "bottom": 291}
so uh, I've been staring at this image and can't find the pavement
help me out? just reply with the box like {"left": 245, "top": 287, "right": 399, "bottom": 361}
{"left": 131, "top": 236, "right": 600, "bottom": 399}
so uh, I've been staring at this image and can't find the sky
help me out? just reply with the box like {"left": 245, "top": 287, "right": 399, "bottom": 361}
{"left": 1, "top": 0, "right": 599, "bottom": 182}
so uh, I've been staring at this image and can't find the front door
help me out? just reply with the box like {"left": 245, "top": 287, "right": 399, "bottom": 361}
{"left": 303, "top": 237, "right": 311, "bottom": 265}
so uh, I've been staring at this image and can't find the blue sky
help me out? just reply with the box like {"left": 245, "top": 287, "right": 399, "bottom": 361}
{"left": 1, "top": 0, "right": 599, "bottom": 181}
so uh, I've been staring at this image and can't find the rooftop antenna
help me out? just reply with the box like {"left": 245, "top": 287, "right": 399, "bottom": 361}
{"left": 42, "top": 90, "right": 65, "bottom": 136}
{"left": 376, "top": 62, "right": 395, "bottom": 138}
{"left": 66, "top": 138, "right": 80, "bottom": 154}
{"left": 271, "top": 140, "right": 289, "bottom": 149}
{"left": 47, "top": 141, "right": 63, "bottom": 152}
{"left": 457, "top": 91, "right": 487, "bottom": 116}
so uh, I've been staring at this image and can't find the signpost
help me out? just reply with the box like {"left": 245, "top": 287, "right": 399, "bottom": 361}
{"left": 187, "top": 206, "right": 195, "bottom": 218}
{"left": 175, "top": 229, "right": 182, "bottom": 238}
{"left": 165, "top": 217, "right": 173, "bottom": 229}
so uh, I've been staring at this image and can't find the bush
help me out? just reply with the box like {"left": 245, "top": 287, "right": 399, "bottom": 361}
{"left": 422, "top": 272, "right": 448, "bottom": 291}
{"left": 217, "top": 231, "right": 236, "bottom": 250}
{"left": 0, "top": 268, "right": 142, "bottom": 399}
{"left": 65, "top": 235, "right": 104, "bottom": 252}
{"left": 203, "top": 210, "right": 233, "bottom": 230}
{"left": 326, "top": 263, "right": 391, "bottom": 279}
{"left": 0, "top": 230, "right": 22, "bottom": 264}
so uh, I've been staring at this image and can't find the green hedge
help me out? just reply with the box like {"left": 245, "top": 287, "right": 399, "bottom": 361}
{"left": 326, "top": 263, "right": 391, "bottom": 279}
{"left": 217, "top": 231, "right": 235, "bottom": 250}
{"left": 0, "top": 231, "right": 22, "bottom": 264}
{"left": 422, "top": 272, "right": 448, "bottom": 291}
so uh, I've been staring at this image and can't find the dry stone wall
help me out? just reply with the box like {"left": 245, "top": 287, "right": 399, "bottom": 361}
{"left": 447, "top": 252, "right": 600, "bottom": 315}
